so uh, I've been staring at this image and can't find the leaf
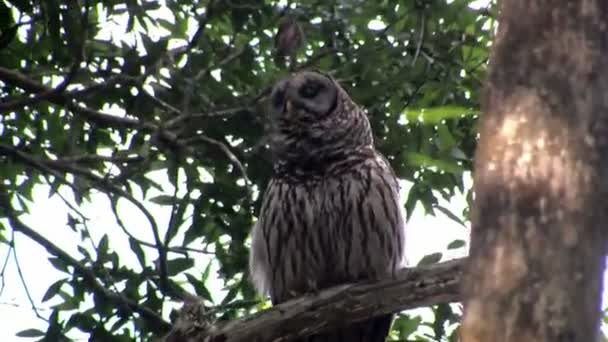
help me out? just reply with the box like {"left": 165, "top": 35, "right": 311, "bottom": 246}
{"left": 43, "top": 0, "right": 62, "bottom": 58}
{"left": 7, "top": 0, "right": 33, "bottom": 13}
{"left": 149, "top": 195, "right": 175, "bottom": 206}
{"left": 66, "top": 313, "right": 96, "bottom": 332}
{"left": 0, "top": 24, "right": 17, "bottom": 50}
{"left": 447, "top": 239, "right": 466, "bottom": 250}
{"left": 48, "top": 257, "right": 69, "bottom": 272}
{"left": 221, "top": 285, "right": 239, "bottom": 305}
{"left": 42, "top": 278, "right": 66, "bottom": 302}
{"left": 129, "top": 237, "right": 146, "bottom": 267}
{"left": 201, "top": 260, "right": 213, "bottom": 282}
{"left": 417, "top": 252, "right": 443, "bottom": 266}
{"left": 0, "top": 1, "right": 13, "bottom": 30}
{"left": 98, "top": 234, "right": 109, "bottom": 256}
{"left": 185, "top": 273, "right": 213, "bottom": 302}
{"left": 436, "top": 123, "right": 457, "bottom": 152}
{"left": 434, "top": 204, "right": 467, "bottom": 227}
{"left": 404, "top": 106, "right": 478, "bottom": 124}
{"left": 392, "top": 314, "right": 422, "bottom": 339}
{"left": 405, "top": 152, "right": 464, "bottom": 174}
{"left": 16, "top": 329, "right": 44, "bottom": 337}
{"left": 166, "top": 257, "right": 194, "bottom": 276}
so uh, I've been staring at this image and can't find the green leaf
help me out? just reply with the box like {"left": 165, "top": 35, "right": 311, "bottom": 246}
{"left": 392, "top": 314, "right": 422, "bottom": 339}
{"left": 201, "top": 260, "right": 213, "bottom": 282}
{"left": 7, "top": 0, "right": 33, "bottom": 13}
{"left": 221, "top": 285, "right": 240, "bottom": 305}
{"left": 48, "top": 257, "right": 69, "bottom": 272}
{"left": 42, "top": 278, "right": 66, "bottom": 302}
{"left": 129, "top": 237, "right": 146, "bottom": 267}
{"left": 0, "top": 24, "right": 17, "bottom": 50}
{"left": 98, "top": 234, "right": 109, "bottom": 256}
{"left": 417, "top": 252, "right": 443, "bottom": 266}
{"left": 43, "top": 0, "right": 62, "bottom": 59}
{"left": 149, "top": 195, "right": 175, "bottom": 205}
{"left": 185, "top": 273, "right": 213, "bottom": 302}
{"left": 166, "top": 257, "right": 194, "bottom": 276}
{"left": 434, "top": 204, "right": 467, "bottom": 227}
{"left": 405, "top": 152, "right": 464, "bottom": 174}
{"left": 16, "top": 329, "right": 45, "bottom": 337}
{"left": 404, "top": 106, "right": 478, "bottom": 124}
{"left": 436, "top": 123, "right": 457, "bottom": 152}
{"left": 447, "top": 239, "right": 466, "bottom": 250}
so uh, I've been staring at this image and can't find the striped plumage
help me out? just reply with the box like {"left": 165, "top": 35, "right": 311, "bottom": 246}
{"left": 250, "top": 71, "right": 405, "bottom": 341}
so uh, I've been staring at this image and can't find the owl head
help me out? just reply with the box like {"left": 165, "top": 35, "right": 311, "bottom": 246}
{"left": 268, "top": 71, "right": 373, "bottom": 171}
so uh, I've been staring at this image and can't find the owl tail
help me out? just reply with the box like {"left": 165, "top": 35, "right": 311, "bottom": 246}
{"left": 301, "top": 314, "right": 393, "bottom": 342}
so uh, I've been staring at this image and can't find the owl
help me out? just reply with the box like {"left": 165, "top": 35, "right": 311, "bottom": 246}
{"left": 249, "top": 71, "right": 406, "bottom": 341}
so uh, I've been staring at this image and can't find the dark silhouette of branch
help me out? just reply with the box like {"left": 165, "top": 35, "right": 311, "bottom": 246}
{"left": 164, "top": 258, "right": 463, "bottom": 341}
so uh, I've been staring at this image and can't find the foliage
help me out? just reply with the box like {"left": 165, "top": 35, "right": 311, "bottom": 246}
{"left": 0, "top": 0, "right": 496, "bottom": 339}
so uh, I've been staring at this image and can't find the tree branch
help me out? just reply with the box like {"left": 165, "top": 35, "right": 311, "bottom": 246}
{"left": 0, "top": 66, "right": 150, "bottom": 130}
{"left": 165, "top": 258, "right": 463, "bottom": 341}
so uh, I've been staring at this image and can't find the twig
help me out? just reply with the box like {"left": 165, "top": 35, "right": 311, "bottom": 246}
{"left": 11, "top": 234, "right": 47, "bottom": 321}
{"left": 184, "top": 135, "right": 252, "bottom": 191}
{"left": 0, "top": 66, "right": 151, "bottom": 130}
{"left": 55, "top": 153, "right": 144, "bottom": 165}
{"left": 0, "top": 240, "right": 13, "bottom": 297}
{"left": 411, "top": 14, "right": 426, "bottom": 66}
{"left": 165, "top": 106, "right": 249, "bottom": 129}
{"left": 194, "top": 46, "right": 247, "bottom": 84}
{"left": 295, "top": 47, "right": 340, "bottom": 71}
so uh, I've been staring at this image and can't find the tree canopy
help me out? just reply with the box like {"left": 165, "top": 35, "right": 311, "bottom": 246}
{"left": 0, "top": 0, "right": 496, "bottom": 340}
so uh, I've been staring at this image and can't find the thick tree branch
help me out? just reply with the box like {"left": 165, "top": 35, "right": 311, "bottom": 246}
{"left": 165, "top": 258, "right": 463, "bottom": 342}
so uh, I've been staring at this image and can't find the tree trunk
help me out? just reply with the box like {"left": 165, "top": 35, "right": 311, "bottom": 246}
{"left": 461, "top": 1, "right": 608, "bottom": 341}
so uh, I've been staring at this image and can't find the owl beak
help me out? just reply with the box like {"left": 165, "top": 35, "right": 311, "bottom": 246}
{"left": 285, "top": 100, "right": 294, "bottom": 114}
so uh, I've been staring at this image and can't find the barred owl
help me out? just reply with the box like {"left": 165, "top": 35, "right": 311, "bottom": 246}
{"left": 249, "top": 71, "right": 406, "bottom": 341}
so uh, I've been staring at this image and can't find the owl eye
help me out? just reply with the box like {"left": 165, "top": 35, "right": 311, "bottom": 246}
{"left": 299, "top": 82, "right": 323, "bottom": 98}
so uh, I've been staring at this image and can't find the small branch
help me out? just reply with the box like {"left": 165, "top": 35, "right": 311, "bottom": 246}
{"left": 194, "top": 46, "right": 246, "bottom": 84}
{"left": 295, "top": 47, "right": 340, "bottom": 71}
{"left": 0, "top": 67, "right": 150, "bottom": 130}
{"left": 55, "top": 153, "right": 145, "bottom": 165}
{"left": 0, "top": 239, "right": 13, "bottom": 297}
{"left": 411, "top": 14, "right": 426, "bottom": 66}
{"left": 166, "top": 258, "right": 464, "bottom": 341}
{"left": 165, "top": 105, "right": 250, "bottom": 129}
{"left": 11, "top": 235, "right": 47, "bottom": 321}
{"left": 184, "top": 135, "right": 252, "bottom": 190}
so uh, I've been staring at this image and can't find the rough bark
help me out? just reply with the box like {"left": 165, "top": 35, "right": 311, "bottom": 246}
{"left": 461, "top": 1, "right": 608, "bottom": 342}
{"left": 164, "top": 259, "right": 463, "bottom": 342}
